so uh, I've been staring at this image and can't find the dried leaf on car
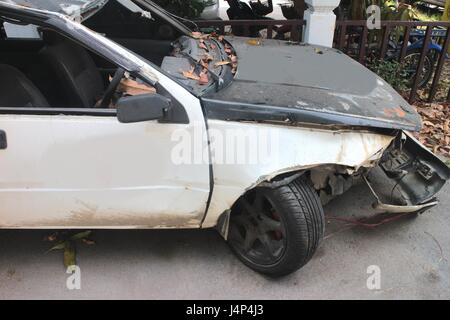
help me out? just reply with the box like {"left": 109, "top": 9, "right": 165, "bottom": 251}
{"left": 214, "top": 60, "right": 231, "bottom": 67}
{"left": 199, "top": 41, "right": 209, "bottom": 51}
{"left": 182, "top": 67, "right": 200, "bottom": 81}
{"left": 200, "top": 59, "right": 210, "bottom": 69}
{"left": 246, "top": 39, "right": 261, "bottom": 46}
{"left": 108, "top": 75, "right": 156, "bottom": 97}
{"left": 203, "top": 53, "right": 214, "bottom": 61}
{"left": 191, "top": 31, "right": 204, "bottom": 39}
{"left": 198, "top": 71, "right": 209, "bottom": 85}
{"left": 117, "top": 78, "right": 156, "bottom": 96}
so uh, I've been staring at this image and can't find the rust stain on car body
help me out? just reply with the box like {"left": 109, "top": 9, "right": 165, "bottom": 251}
{"left": 383, "top": 106, "right": 407, "bottom": 118}
{"left": 10, "top": 210, "right": 202, "bottom": 229}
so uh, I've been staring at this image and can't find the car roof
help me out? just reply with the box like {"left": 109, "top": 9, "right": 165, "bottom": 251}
{"left": 0, "top": 0, "right": 108, "bottom": 19}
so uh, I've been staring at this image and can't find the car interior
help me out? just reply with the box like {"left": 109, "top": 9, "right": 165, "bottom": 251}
{"left": 0, "top": 0, "right": 181, "bottom": 110}
{"left": 84, "top": 0, "right": 183, "bottom": 67}
{"left": 0, "top": 19, "right": 125, "bottom": 109}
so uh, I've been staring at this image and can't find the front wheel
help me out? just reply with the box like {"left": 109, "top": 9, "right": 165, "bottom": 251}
{"left": 228, "top": 176, "right": 325, "bottom": 277}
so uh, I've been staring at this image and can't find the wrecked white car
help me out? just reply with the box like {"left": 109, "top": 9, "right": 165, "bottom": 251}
{"left": 0, "top": 0, "right": 449, "bottom": 277}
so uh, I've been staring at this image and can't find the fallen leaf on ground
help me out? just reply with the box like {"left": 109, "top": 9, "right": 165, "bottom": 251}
{"left": 45, "top": 230, "right": 95, "bottom": 269}
{"left": 48, "top": 242, "right": 66, "bottom": 252}
{"left": 414, "top": 101, "right": 450, "bottom": 157}
{"left": 70, "top": 231, "right": 92, "bottom": 241}
{"left": 82, "top": 238, "right": 96, "bottom": 245}
{"left": 63, "top": 242, "right": 76, "bottom": 268}
{"left": 43, "top": 232, "right": 58, "bottom": 242}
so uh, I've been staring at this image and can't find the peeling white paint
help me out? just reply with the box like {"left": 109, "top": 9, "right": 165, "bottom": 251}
{"left": 296, "top": 100, "right": 309, "bottom": 107}
{"left": 340, "top": 101, "right": 351, "bottom": 111}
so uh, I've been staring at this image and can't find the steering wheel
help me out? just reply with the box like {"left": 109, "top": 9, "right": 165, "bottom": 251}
{"left": 99, "top": 68, "right": 125, "bottom": 108}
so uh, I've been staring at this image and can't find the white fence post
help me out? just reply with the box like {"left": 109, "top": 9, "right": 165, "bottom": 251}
{"left": 303, "top": 0, "right": 341, "bottom": 47}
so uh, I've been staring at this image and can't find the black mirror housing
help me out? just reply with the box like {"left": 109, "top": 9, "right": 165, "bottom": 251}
{"left": 117, "top": 94, "right": 171, "bottom": 123}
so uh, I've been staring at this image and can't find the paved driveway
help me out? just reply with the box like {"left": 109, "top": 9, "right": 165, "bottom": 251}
{"left": 0, "top": 169, "right": 449, "bottom": 299}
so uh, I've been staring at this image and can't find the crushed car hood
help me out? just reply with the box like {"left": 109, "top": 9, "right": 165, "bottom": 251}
{"left": 203, "top": 37, "right": 422, "bottom": 131}
{"left": 0, "top": 0, "right": 108, "bottom": 19}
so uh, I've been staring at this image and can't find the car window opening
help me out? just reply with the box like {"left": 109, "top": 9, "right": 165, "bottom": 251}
{"left": 0, "top": 19, "right": 156, "bottom": 112}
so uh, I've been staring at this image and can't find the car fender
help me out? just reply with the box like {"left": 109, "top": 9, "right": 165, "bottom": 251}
{"left": 201, "top": 120, "right": 395, "bottom": 228}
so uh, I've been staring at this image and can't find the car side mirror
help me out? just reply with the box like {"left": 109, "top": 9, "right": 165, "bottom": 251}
{"left": 117, "top": 94, "right": 171, "bottom": 123}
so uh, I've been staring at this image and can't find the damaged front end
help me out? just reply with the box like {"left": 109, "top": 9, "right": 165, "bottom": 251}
{"left": 311, "top": 130, "right": 450, "bottom": 215}
{"left": 371, "top": 131, "right": 450, "bottom": 213}
{"left": 200, "top": 37, "right": 449, "bottom": 218}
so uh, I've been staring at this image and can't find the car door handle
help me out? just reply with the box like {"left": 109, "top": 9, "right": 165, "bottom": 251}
{"left": 0, "top": 130, "right": 7, "bottom": 150}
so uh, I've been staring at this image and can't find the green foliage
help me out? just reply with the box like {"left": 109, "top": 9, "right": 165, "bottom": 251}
{"left": 382, "top": 1, "right": 420, "bottom": 21}
{"left": 339, "top": 0, "right": 424, "bottom": 21}
{"left": 367, "top": 58, "right": 410, "bottom": 91}
{"left": 152, "top": 0, "right": 212, "bottom": 18}
{"left": 341, "top": 1, "right": 427, "bottom": 46}
{"left": 47, "top": 231, "right": 94, "bottom": 268}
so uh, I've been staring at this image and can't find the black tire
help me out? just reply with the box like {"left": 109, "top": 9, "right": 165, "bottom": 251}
{"left": 228, "top": 176, "right": 325, "bottom": 277}
{"left": 402, "top": 48, "right": 435, "bottom": 89}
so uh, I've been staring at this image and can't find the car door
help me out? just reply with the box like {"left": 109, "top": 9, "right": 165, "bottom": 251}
{"left": 0, "top": 90, "right": 210, "bottom": 229}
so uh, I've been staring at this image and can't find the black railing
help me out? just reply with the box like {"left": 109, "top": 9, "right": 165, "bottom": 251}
{"left": 194, "top": 19, "right": 306, "bottom": 42}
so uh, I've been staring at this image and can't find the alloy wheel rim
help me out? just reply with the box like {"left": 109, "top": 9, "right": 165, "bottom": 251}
{"left": 229, "top": 191, "right": 287, "bottom": 266}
